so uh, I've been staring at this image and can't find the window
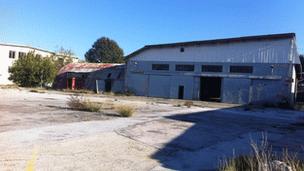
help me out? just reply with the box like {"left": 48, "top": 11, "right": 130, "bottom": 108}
{"left": 230, "top": 66, "right": 253, "bottom": 73}
{"left": 180, "top": 47, "right": 185, "bottom": 52}
{"left": 152, "top": 64, "right": 169, "bottom": 71}
{"left": 18, "top": 52, "right": 26, "bottom": 58}
{"left": 9, "top": 51, "right": 16, "bottom": 59}
{"left": 202, "top": 65, "right": 223, "bottom": 72}
{"left": 175, "top": 64, "right": 194, "bottom": 71}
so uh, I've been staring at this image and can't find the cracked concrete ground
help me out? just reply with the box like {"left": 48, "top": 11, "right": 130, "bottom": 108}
{"left": 0, "top": 88, "right": 303, "bottom": 170}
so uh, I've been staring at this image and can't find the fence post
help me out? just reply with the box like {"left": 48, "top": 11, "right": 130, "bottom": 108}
{"left": 96, "top": 80, "right": 99, "bottom": 94}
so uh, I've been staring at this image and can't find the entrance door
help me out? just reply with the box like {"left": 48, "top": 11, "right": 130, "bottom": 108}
{"left": 105, "top": 79, "right": 112, "bottom": 92}
{"left": 200, "top": 77, "right": 222, "bottom": 102}
{"left": 178, "top": 86, "right": 184, "bottom": 99}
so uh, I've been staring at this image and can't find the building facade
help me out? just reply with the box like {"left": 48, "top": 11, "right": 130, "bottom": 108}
{"left": 125, "top": 33, "right": 302, "bottom": 104}
{"left": 86, "top": 64, "right": 125, "bottom": 93}
{"left": 0, "top": 43, "right": 79, "bottom": 85}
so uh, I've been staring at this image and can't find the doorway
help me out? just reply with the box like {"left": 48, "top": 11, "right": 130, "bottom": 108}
{"left": 105, "top": 79, "right": 112, "bottom": 92}
{"left": 178, "top": 85, "right": 184, "bottom": 99}
{"left": 200, "top": 77, "right": 222, "bottom": 102}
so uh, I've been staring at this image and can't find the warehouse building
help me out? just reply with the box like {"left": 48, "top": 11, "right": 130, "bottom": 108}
{"left": 125, "top": 33, "right": 302, "bottom": 104}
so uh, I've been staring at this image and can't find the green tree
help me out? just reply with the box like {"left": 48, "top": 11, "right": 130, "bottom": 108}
{"left": 85, "top": 37, "right": 124, "bottom": 63}
{"left": 9, "top": 52, "right": 57, "bottom": 87}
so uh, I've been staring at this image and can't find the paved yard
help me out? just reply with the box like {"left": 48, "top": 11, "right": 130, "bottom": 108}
{"left": 0, "top": 88, "right": 303, "bottom": 170}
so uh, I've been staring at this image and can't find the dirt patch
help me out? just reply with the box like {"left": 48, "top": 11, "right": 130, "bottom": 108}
{"left": 0, "top": 89, "right": 183, "bottom": 132}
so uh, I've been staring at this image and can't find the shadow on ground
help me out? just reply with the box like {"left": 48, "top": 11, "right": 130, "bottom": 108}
{"left": 151, "top": 107, "right": 304, "bottom": 170}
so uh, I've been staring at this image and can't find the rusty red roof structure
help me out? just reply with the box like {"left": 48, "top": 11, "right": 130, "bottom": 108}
{"left": 57, "top": 63, "right": 122, "bottom": 75}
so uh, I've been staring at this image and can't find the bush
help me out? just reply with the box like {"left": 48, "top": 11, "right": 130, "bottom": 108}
{"left": 67, "top": 94, "right": 85, "bottom": 110}
{"left": 116, "top": 105, "right": 135, "bottom": 117}
{"left": 9, "top": 52, "right": 56, "bottom": 87}
{"left": 82, "top": 100, "right": 102, "bottom": 112}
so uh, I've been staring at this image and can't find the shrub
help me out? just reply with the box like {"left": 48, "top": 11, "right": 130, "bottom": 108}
{"left": 82, "top": 100, "right": 102, "bottom": 112}
{"left": 67, "top": 94, "right": 85, "bottom": 110}
{"left": 116, "top": 105, "right": 135, "bottom": 117}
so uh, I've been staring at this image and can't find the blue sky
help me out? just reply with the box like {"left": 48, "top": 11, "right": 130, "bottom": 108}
{"left": 0, "top": 0, "right": 303, "bottom": 59}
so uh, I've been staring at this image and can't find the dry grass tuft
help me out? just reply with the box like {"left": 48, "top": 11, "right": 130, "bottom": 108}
{"left": 115, "top": 105, "right": 135, "bottom": 117}
{"left": 67, "top": 94, "right": 102, "bottom": 112}
{"left": 63, "top": 89, "right": 95, "bottom": 94}
{"left": 220, "top": 134, "right": 304, "bottom": 171}
{"left": 184, "top": 101, "right": 194, "bottom": 108}
{"left": 29, "top": 89, "right": 46, "bottom": 93}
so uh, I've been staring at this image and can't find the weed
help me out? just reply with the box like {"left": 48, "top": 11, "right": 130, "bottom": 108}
{"left": 184, "top": 101, "right": 194, "bottom": 108}
{"left": 220, "top": 134, "right": 304, "bottom": 171}
{"left": 116, "top": 105, "right": 135, "bottom": 117}
{"left": 67, "top": 94, "right": 102, "bottom": 112}
{"left": 82, "top": 100, "right": 102, "bottom": 112}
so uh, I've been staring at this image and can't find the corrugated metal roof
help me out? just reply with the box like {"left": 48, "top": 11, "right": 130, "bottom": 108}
{"left": 57, "top": 63, "right": 122, "bottom": 75}
{"left": 125, "top": 33, "right": 295, "bottom": 60}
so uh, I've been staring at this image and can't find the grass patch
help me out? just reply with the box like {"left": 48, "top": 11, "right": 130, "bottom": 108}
{"left": 115, "top": 105, "right": 135, "bottom": 117}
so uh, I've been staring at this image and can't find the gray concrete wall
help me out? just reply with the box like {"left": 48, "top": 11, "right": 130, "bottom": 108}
{"left": 127, "top": 61, "right": 291, "bottom": 77}
{"left": 222, "top": 78, "right": 251, "bottom": 104}
{"left": 126, "top": 60, "right": 294, "bottom": 104}
{"left": 125, "top": 73, "right": 148, "bottom": 96}
{"left": 169, "top": 75, "right": 195, "bottom": 100}
{"left": 96, "top": 79, "right": 124, "bottom": 93}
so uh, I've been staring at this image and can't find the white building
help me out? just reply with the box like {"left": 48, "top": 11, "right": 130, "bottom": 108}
{"left": 0, "top": 43, "right": 79, "bottom": 85}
